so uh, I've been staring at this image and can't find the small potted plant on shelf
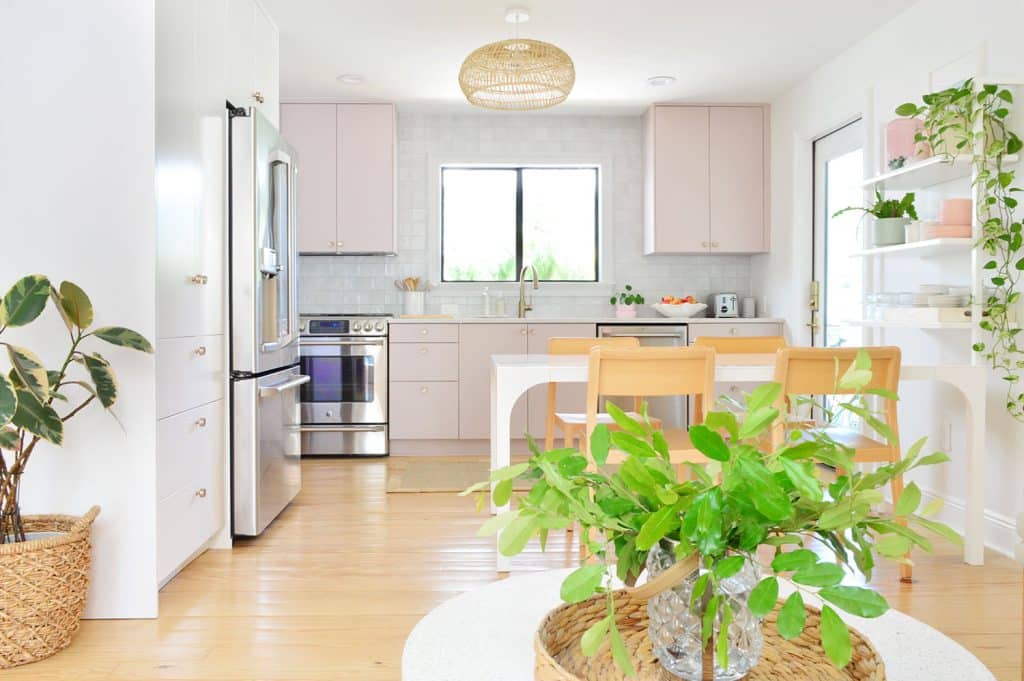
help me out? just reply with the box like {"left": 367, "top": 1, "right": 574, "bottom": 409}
{"left": 0, "top": 274, "right": 153, "bottom": 668}
{"left": 611, "top": 284, "right": 645, "bottom": 319}
{"left": 466, "top": 352, "right": 958, "bottom": 679}
{"left": 833, "top": 190, "right": 918, "bottom": 247}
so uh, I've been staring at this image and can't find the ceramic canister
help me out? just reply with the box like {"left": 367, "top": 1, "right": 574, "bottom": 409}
{"left": 885, "top": 118, "right": 931, "bottom": 166}
{"left": 939, "top": 198, "right": 972, "bottom": 225}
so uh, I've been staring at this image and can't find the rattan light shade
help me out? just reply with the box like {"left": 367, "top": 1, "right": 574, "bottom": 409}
{"left": 459, "top": 38, "right": 575, "bottom": 110}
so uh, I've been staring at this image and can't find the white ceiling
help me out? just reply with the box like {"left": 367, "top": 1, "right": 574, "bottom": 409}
{"left": 262, "top": 0, "right": 917, "bottom": 113}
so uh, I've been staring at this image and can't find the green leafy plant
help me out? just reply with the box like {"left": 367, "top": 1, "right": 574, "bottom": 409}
{"left": 833, "top": 190, "right": 919, "bottom": 220}
{"left": 896, "top": 79, "right": 1024, "bottom": 419}
{"left": 611, "top": 284, "right": 645, "bottom": 306}
{"left": 0, "top": 275, "right": 153, "bottom": 542}
{"left": 465, "top": 352, "right": 958, "bottom": 675}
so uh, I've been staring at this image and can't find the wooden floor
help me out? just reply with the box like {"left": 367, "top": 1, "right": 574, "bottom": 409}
{"left": 12, "top": 457, "right": 1024, "bottom": 680}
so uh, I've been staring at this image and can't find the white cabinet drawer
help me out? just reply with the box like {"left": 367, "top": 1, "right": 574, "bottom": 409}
{"left": 389, "top": 324, "right": 459, "bottom": 343}
{"left": 156, "top": 335, "right": 225, "bottom": 418}
{"left": 687, "top": 322, "right": 782, "bottom": 340}
{"left": 390, "top": 343, "right": 459, "bottom": 381}
{"left": 389, "top": 381, "right": 459, "bottom": 439}
{"left": 157, "top": 482, "right": 221, "bottom": 583}
{"left": 157, "top": 400, "right": 224, "bottom": 502}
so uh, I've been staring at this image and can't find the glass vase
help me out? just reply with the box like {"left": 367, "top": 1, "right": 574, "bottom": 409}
{"left": 645, "top": 543, "right": 764, "bottom": 681}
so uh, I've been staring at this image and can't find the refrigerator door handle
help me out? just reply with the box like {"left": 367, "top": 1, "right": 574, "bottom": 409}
{"left": 258, "top": 374, "right": 311, "bottom": 398}
{"left": 262, "top": 341, "right": 281, "bottom": 352}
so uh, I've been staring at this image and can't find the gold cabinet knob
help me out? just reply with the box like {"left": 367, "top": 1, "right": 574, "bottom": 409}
{"left": 711, "top": 242, "right": 720, "bottom": 248}
{"left": 195, "top": 345, "right": 207, "bottom": 356}
{"left": 419, "top": 347, "right": 428, "bottom": 354}
{"left": 420, "top": 386, "right": 429, "bottom": 394}
{"left": 191, "top": 274, "right": 209, "bottom": 285}
{"left": 195, "top": 488, "right": 207, "bottom": 498}
{"left": 253, "top": 91, "right": 265, "bottom": 103}
{"left": 729, "top": 328, "right": 737, "bottom": 336}
{"left": 420, "top": 329, "right": 428, "bottom": 335}
{"left": 701, "top": 241, "right": 709, "bottom": 248}
{"left": 529, "top": 328, "right": 536, "bottom": 335}
{"left": 195, "top": 417, "right": 207, "bottom": 428}
{"left": 520, "top": 328, "right": 527, "bottom": 335}
{"left": 328, "top": 241, "right": 335, "bottom": 248}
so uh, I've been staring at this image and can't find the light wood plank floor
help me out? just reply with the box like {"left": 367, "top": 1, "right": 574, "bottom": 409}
{"left": 11, "top": 457, "right": 1024, "bottom": 680}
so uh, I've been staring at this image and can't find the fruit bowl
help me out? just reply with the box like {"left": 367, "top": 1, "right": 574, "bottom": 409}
{"left": 652, "top": 302, "right": 707, "bottom": 318}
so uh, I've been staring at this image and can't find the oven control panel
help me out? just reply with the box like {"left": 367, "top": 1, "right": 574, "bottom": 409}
{"left": 300, "top": 316, "right": 389, "bottom": 337}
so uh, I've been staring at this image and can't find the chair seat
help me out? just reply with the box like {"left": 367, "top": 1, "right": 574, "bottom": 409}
{"left": 795, "top": 425, "right": 892, "bottom": 461}
{"left": 605, "top": 428, "right": 705, "bottom": 465}
{"left": 554, "top": 411, "right": 661, "bottom": 427}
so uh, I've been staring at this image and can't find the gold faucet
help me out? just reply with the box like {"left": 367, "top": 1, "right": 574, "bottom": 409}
{"left": 518, "top": 264, "right": 538, "bottom": 318}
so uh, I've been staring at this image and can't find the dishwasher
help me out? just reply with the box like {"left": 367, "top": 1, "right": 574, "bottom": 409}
{"left": 596, "top": 324, "right": 689, "bottom": 430}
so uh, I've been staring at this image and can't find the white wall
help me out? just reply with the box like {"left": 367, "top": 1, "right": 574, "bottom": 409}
{"left": 299, "top": 112, "right": 754, "bottom": 317}
{"left": 754, "top": 0, "right": 1024, "bottom": 554}
{"left": 0, "top": 1, "right": 158, "bottom": 617}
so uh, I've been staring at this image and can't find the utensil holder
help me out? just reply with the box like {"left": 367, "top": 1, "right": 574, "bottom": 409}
{"left": 403, "top": 291, "right": 425, "bottom": 316}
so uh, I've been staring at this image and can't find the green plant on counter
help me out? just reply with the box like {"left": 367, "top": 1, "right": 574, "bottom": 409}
{"left": 832, "top": 190, "right": 919, "bottom": 220}
{"left": 896, "top": 79, "right": 1024, "bottom": 419}
{"left": 610, "top": 284, "right": 645, "bottom": 306}
{"left": 0, "top": 275, "right": 153, "bottom": 542}
{"left": 464, "top": 351, "right": 958, "bottom": 676}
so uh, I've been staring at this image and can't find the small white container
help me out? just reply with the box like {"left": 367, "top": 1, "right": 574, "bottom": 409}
{"left": 481, "top": 286, "right": 491, "bottom": 316}
{"left": 741, "top": 297, "right": 756, "bottom": 318}
{"left": 403, "top": 291, "right": 425, "bottom": 315}
{"left": 905, "top": 221, "right": 921, "bottom": 242}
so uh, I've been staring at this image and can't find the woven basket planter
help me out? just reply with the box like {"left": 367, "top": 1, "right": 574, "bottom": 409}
{"left": 0, "top": 506, "right": 100, "bottom": 669}
{"left": 535, "top": 587, "right": 885, "bottom": 681}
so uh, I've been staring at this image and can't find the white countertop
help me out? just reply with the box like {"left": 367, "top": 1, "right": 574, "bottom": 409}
{"left": 388, "top": 316, "right": 784, "bottom": 324}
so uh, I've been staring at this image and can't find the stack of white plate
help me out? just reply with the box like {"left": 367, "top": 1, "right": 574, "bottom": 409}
{"left": 928, "top": 294, "right": 968, "bottom": 307}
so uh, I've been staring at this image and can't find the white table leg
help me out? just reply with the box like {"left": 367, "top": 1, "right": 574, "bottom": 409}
{"left": 490, "top": 363, "right": 512, "bottom": 572}
{"left": 960, "top": 368, "right": 987, "bottom": 566}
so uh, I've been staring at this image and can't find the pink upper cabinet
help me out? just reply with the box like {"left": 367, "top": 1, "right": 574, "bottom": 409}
{"left": 643, "top": 105, "right": 769, "bottom": 255}
{"left": 644, "top": 106, "right": 710, "bottom": 254}
{"left": 280, "top": 104, "right": 337, "bottom": 254}
{"left": 336, "top": 104, "right": 397, "bottom": 254}
{"left": 709, "top": 107, "right": 768, "bottom": 253}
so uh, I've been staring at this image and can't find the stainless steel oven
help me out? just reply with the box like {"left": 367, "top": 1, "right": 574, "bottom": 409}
{"left": 299, "top": 315, "right": 389, "bottom": 456}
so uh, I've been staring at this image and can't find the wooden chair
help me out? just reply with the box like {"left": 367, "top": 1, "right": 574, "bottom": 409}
{"left": 770, "top": 346, "right": 910, "bottom": 582}
{"left": 585, "top": 345, "right": 716, "bottom": 467}
{"left": 545, "top": 336, "right": 662, "bottom": 451}
{"left": 694, "top": 335, "right": 787, "bottom": 354}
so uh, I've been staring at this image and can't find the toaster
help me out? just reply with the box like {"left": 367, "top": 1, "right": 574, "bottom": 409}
{"left": 708, "top": 293, "right": 739, "bottom": 318}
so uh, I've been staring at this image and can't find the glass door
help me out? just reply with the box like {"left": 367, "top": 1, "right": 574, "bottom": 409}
{"left": 812, "top": 120, "right": 864, "bottom": 348}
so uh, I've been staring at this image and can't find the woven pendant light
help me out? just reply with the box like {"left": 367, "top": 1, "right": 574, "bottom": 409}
{"left": 459, "top": 11, "right": 574, "bottom": 111}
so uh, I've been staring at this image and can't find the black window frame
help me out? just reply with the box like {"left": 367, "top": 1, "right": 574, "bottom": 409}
{"left": 440, "top": 165, "right": 600, "bottom": 283}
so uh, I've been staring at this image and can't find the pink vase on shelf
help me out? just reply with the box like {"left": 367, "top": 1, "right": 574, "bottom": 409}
{"left": 886, "top": 118, "right": 931, "bottom": 168}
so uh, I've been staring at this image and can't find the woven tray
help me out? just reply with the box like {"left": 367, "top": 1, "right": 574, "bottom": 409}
{"left": 535, "top": 589, "right": 885, "bottom": 681}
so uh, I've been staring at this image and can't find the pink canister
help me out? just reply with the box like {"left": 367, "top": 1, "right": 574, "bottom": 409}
{"left": 886, "top": 118, "right": 931, "bottom": 166}
{"left": 939, "top": 198, "right": 972, "bottom": 225}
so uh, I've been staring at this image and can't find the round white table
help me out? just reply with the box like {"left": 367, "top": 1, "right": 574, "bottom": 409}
{"left": 402, "top": 569, "right": 995, "bottom": 681}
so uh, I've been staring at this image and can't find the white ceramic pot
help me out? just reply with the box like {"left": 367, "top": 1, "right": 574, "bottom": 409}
{"left": 615, "top": 304, "right": 637, "bottom": 319}
{"left": 872, "top": 217, "right": 909, "bottom": 247}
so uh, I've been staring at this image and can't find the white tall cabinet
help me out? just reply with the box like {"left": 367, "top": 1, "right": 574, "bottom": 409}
{"left": 155, "top": 0, "right": 279, "bottom": 585}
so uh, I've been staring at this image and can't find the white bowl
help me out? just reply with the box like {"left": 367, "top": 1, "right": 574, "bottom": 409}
{"left": 652, "top": 303, "right": 708, "bottom": 318}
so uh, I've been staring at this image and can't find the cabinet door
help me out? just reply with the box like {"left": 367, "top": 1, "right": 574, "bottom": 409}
{"left": 525, "top": 324, "right": 595, "bottom": 441}
{"left": 686, "top": 322, "right": 782, "bottom": 342}
{"left": 252, "top": 1, "right": 279, "bottom": 127}
{"left": 389, "top": 382, "right": 459, "bottom": 439}
{"left": 224, "top": 0, "right": 255, "bottom": 108}
{"left": 710, "top": 107, "right": 767, "bottom": 253}
{"left": 644, "top": 106, "right": 710, "bottom": 254}
{"left": 459, "top": 324, "right": 527, "bottom": 439}
{"left": 336, "top": 104, "right": 396, "bottom": 254}
{"left": 281, "top": 104, "right": 338, "bottom": 253}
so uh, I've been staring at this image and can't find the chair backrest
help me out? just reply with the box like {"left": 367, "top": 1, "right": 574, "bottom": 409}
{"left": 585, "top": 346, "right": 716, "bottom": 437}
{"left": 548, "top": 336, "right": 639, "bottom": 355}
{"left": 694, "top": 335, "right": 787, "bottom": 354}
{"left": 772, "top": 346, "right": 901, "bottom": 396}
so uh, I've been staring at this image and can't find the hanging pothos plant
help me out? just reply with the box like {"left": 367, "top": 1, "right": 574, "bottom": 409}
{"left": 897, "top": 79, "right": 1024, "bottom": 418}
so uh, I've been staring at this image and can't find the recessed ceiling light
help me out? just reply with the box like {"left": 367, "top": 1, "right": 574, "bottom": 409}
{"left": 647, "top": 76, "right": 677, "bottom": 87}
{"left": 504, "top": 7, "right": 530, "bottom": 23}
{"left": 337, "top": 74, "right": 364, "bottom": 85}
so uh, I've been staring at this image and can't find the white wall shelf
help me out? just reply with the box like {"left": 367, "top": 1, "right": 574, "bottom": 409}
{"left": 846, "top": 319, "right": 972, "bottom": 330}
{"left": 850, "top": 237, "right": 973, "bottom": 258}
{"left": 861, "top": 154, "right": 1018, "bottom": 190}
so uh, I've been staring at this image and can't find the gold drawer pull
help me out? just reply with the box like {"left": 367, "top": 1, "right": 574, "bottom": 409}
{"left": 195, "top": 488, "right": 207, "bottom": 498}
{"left": 419, "top": 347, "right": 428, "bottom": 354}
{"left": 191, "top": 274, "right": 209, "bottom": 285}
{"left": 195, "top": 345, "right": 207, "bottom": 356}
{"left": 253, "top": 91, "right": 265, "bottom": 103}
{"left": 195, "top": 417, "right": 207, "bottom": 428}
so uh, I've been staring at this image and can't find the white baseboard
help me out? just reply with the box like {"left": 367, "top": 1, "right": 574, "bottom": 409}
{"left": 918, "top": 486, "right": 1018, "bottom": 559}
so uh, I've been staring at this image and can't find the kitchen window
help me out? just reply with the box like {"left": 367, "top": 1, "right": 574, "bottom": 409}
{"left": 440, "top": 166, "right": 599, "bottom": 282}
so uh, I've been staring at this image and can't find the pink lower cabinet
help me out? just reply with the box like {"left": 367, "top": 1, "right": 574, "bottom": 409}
{"left": 389, "top": 382, "right": 459, "bottom": 439}
{"left": 525, "top": 323, "right": 595, "bottom": 441}
{"left": 459, "top": 323, "right": 528, "bottom": 439}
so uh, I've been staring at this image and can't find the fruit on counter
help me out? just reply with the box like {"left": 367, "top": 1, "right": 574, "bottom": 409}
{"left": 660, "top": 295, "right": 698, "bottom": 305}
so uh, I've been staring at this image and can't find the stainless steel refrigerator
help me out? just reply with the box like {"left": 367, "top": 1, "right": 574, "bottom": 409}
{"left": 228, "top": 106, "right": 306, "bottom": 536}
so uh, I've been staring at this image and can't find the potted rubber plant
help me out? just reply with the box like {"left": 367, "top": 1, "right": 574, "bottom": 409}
{"left": 0, "top": 274, "right": 153, "bottom": 668}
{"left": 466, "top": 352, "right": 958, "bottom": 679}
{"left": 611, "top": 284, "right": 645, "bottom": 319}
{"left": 833, "top": 190, "right": 918, "bottom": 247}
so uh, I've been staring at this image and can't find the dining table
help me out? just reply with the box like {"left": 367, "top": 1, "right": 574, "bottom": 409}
{"left": 489, "top": 352, "right": 988, "bottom": 572}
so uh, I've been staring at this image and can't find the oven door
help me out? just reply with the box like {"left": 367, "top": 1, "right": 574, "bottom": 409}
{"left": 299, "top": 337, "right": 387, "bottom": 424}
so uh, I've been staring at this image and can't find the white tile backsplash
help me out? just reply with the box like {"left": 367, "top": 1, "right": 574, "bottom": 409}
{"left": 299, "top": 111, "right": 752, "bottom": 316}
